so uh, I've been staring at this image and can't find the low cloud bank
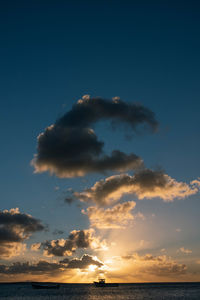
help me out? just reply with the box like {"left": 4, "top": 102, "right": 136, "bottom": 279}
{"left": 0, "top": 254, "right": 103, "bottom": 275}
{"left": 113, "top": 253, "right": 187, "bottom": 279}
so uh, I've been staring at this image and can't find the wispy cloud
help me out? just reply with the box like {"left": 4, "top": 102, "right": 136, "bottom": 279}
{"left": 178, "top": 247, "right": 192, "bottom": 254}
{"left": 82, "top": 201, "right": 136, "bottom": 229}
{"left": 190, "top": 178, "right": 200, "bottom": 187}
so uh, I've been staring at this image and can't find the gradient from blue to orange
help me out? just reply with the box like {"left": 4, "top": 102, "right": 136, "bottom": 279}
{"left": 0, "top": 1, "right": 200, "bottom": 282}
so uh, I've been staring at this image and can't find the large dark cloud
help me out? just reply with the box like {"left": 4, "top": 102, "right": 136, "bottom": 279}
{"left": 32, "top": 96, "right": 158, "bottom": 177}
{"left": 0, "top": 208, "right": 45, "bottom": 258}
{"left": 74, "top": 169, "right": 198, "bottom": 206}
{"left": 32, "top": 229, "right": 101, "bottom": 257}
{"left": 0, "top": 255, "right": 103, "bottom": 275}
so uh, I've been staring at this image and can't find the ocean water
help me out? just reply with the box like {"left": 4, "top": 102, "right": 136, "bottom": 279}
{"left": 0, "top": 282, "right": 200, "bottom": 300}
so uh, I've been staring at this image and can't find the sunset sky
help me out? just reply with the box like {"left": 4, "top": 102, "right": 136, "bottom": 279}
{"left": 0, "top": 0, "right": 200, "bottom": 283}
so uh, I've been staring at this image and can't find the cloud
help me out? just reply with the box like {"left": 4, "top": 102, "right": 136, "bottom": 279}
{"left": 32, "top": 96, "right": 158, "bottom": 177}
{"left": 139, "top": 254, "right": 186, "bottom": 276}
{"left": 160, "top": 248, "right": 166, "bottom": 252}
{"left": 65, "top": 197, "right": 74, "bottom": 204}
{"left": 120, "top": 253, "right": 187, "bottom": 277}
{"left": 0, "top": 254, "right": 103, "bottom": 276}
{"left": 60, "top": 254, "right": 103, "bottom": 269}
{"left": 191, "top": 178, "right": 200, "bottom": 187}
{"left": 32, "top": 229, "right": 105, "bottom": 257}
{"left": 0, "top": 208, "right": 45, "bottom": 258}
{"left": 135, "top": 212, "right": 145, "bottom": 220}
{"left": 59, "top": 95, "right": 158, "bottom": 130}
{"left": 178, "top": 247, "right": 192, "bottom": 254}
{"left": 0, "top": 260, "right": 63, "bottom": 275}
{"left": 0, "top": 243, "right": 26, "bottom": 260}
{"left": 52, "top": 229, "right": 64, "bottom": 235}
{"left": 82, "top": 201, "right": 136, "bottom": 229}
{"left": 75, "top": 169, "right": 198, "bottom": 206}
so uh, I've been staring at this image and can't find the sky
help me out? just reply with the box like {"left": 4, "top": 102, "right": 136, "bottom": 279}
{"left": 0, "top": 0, "right": 200, "bottom": 283}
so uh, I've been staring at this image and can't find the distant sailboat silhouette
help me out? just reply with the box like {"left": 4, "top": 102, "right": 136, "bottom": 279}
{"left": 32, "top": 283, "right": 60, "bottom": 289}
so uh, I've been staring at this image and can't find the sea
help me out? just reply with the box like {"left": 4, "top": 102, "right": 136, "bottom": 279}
{"left": 0, "top": 282, "right": 200, "bottom": 300}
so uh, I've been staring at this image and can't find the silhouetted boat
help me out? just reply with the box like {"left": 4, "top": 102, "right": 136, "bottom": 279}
{"left": 32, "top": 283, "right": 60, "bottom": 289}
{"left": 94, "top": 278, "right": 119, "bottom": 287}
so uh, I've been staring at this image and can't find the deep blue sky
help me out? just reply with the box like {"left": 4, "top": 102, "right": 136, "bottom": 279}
{"left": 0, "top": 1, "right": 199, "bottom": 252}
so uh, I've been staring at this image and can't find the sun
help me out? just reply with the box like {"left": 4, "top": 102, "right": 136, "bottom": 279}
{"left": 88, "top": 264, "right": 97, "bottom": 272}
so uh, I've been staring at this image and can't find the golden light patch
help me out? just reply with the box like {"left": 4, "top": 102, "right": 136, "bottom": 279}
{"left": 88, "top": 264, "right": 97, "bottom": 272}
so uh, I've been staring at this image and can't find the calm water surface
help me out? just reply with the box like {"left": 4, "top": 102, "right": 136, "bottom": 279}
{"left": 0, "top": 282, "right": 200, "bottom": 300}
